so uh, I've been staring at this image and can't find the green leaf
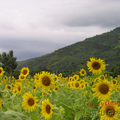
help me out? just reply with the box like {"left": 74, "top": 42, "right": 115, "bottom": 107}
{"left": 31, "top": 115, "right": 38, "bottom": 120}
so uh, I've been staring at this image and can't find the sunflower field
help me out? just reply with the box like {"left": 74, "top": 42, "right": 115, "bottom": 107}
{"left": 0, "top": 58, "right": 120, "bottom": 120}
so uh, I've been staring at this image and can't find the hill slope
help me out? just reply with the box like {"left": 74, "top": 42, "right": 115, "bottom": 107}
{"left": 17, "top": 27, "right": 120, "bottom": 72}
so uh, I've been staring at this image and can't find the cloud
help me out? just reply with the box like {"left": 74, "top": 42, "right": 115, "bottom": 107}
{"left": 0, "top": 0, "right": 119, "bottom": 61}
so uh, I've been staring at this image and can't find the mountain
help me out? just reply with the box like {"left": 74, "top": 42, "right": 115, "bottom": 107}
{"left": 17, "top": 27, "right": 120, "bottom": 72}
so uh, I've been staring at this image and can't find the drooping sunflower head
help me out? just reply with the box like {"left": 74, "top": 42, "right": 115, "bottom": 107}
{"left": 80, "top": 69, "right": 86, "bottom": 76}
{"left": 41, "top": 99, "right": 54, "bottom": 120}
{"left": 92, "top": 79, "right": 113, "bottom": 101}
{"left": 87, "top": 58, "right": 106, "bottom": 75}
{"left": 0, "top": 67, "right": 4, "bottom": 76}
{"left": 39, "top": 71, "right": 54, "bottom": 90}
{"left": 22, "top": 92, "right": 38, "bottom": 112}
{"left": 100, "top": 100, "right": 120, "bottom": 120}
{"left": 20, "top": 67, "right": 30, "bottom": 77}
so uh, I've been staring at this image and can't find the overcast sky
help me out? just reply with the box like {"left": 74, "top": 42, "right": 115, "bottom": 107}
{"left": 0, "top": 0, "right": 120, "bottom": 61}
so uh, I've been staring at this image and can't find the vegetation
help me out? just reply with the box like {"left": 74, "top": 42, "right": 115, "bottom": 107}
{"left": 0, "top": 50, "right": 18, "bottom": 76}
{"left": 17, "top": 27, "right": 120, "bottom": 74}
{"left": 0, "top": 58, "right": 120, "bottom": 119}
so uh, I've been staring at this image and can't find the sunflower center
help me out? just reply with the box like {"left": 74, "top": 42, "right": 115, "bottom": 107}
{"left": 81, "top": 71, "right": 84, "bottom": 74}
{"left": 23, "top": 70, "right": 27, "bottom": 75}
{"left": 113, "top": 81, "right": 116, "bottom": 84}
{"left": 28, "top": 98, "right": 34, "bottom": 106}
{"left": 99, "top": 84, "right": 109, "bottom": 94}
{"left": 46, "top": 105, "right": 51, "bottom": 114}
{"left": 42, "top": 77, "right": 50, "bottom": 86}
{"left": 55, "top": 87, "right": 58, "bottom": 90}
{"left": 75, "top": 83, "right": 79, "bottom": 88}
{"left": 0, "top": 69, "right": 2, "bottom": 74}
{"left": 92, "top": 62, "right": 100, "bottom": 70}
{"left": 21, "top": 76, "right": 25, "bottom": 79}
{"left": 7, "top": 86, "right": 11, "bottom": 89}
{"left": 106, "top": 106, "right": 115, "bottom": 117}
{"left": 18, "top": 86, "right": 21, "bottom": 91}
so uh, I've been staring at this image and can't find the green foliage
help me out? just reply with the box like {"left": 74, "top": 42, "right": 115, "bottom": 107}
{"left": 0, "top": 50, "right": 18, "bottom": 76}
{"left": 17, "top": 27, "right": 120, "bottom": 73}
{"left": 12, "top": 70, "right": 20, "bottom": 79}
{"left": 109, "top": 61, "right": 120, "bottom": 77}
{"left": 0, "top": 109, "right": 31, "bottom": 120}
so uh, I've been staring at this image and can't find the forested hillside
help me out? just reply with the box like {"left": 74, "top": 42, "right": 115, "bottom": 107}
{"left": 17, "top": 27, "right": 120, "bottom": 72}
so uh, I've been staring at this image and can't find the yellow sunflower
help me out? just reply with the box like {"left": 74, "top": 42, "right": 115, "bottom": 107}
{"left": 87, "top": 58, "right": 106, "bottom": 75}
{"left": 5, "top": 85, "right": 12, "bottom": 91}
{"left": 54, "top": 75, "right": 58, "bottom": 81}
{"left": 22, "top": 92, "right": 38, "bottom": 112}
{"left": 67, "top": 81, "right": 71, "bottom": 88}
{"left": 34, "top": 73, "right": 40, "bottom": 84}
{"left": 80, "top": 83, "right": 85, "bottom": 90}
{"left": 15, "top": 82, "right": 22, "bottom": 94}
{"left": 80, "top": 69, "right": 86, "bottom": 76}
{"left": 39, "top": 71, "right": 54, "bottom": 90}
{"left": 0, "top": 67, "right": 4, "bottom": 76}
{"left": 100, "top": 100, "right": 120, "bottom": 120}
{"left": 19, "top": 74, "right": 26, "bottom": 81}
{"left": 53, "top": 86, "right": 59, "bottom": 92}
{"left": 58, "top": 73, "right": 62, "bottom": 78}
{"left": 69, "top": 76, "right": 73, "bottom": 82}
{"left": 73, "top": 74, "right": 79, "bottom": 81}
{"left": 73, "top": 81, "right": 80, "bottom": 89}
{"left": 92, "top": 78, "right": 113, "bottom": 101}
{"left": 41, "top": 99, "right": 54, "bottom": 120}
{"left": 13, "top": 88, "right": 18, "bottom": 94}
{"left": 20, "top": 67, "right": 30, "bottom": 77}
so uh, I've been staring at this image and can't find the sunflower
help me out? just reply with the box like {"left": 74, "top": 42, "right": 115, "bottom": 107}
{"left": 87, "top": 58, "right": 106, "bottom": 75}
{"left": 20, "top": 67, "right": 30, "bottom": 77}
{"left": 15, "top": 82, "right": 22, "bottom": 94}
{"left": 92, "top": 78, "right": 113, "bottom": 101}
{"left": 54, "top": 75, "right": 58, "bottom": 81}
{"left": 19, "top": 74, "right": 26, "bottom": 81}
{"left": 0, "top": 67, "right": 4, "bottom": 76}
{"left": 34, "top": 73, "right": 40, "bottom": 84}
{"left": 100, "top": 100, "right": 120, "bottom": 120}
{"left": 39, "top": 71, "right": 54, "bottom": 90}
{"left": 73, "top": 74, "right": 79, "bottom": 81}
{"left": 22, "top": 92, "right": 38, "bottom": 112}
{"left": 79, "top": 80, "right": 85, "bottom": 84}
{"left": 13, "top": 88, "right": 18, "bottom": 94}
{"left": 11, "top": 83, "right": 15, "bottom": 88}
{"left": 73, "top": 81, "right": 80, "bottom": 89}
{"left": 80, "top": 83, "right": 85, "bottom": 90}
{"left": 5, "top": 85, "right": 12, "bottom": 90}
{"left": 41, "top": 99, "right": 54, "bottom": 120}
{"left": 69, "top": 77, "right": 73, "bottom": 82}
{"left": 67, "top": 81, "right": 71, "bottom": 88}
{"left": 80, "top": 69, "right": 86, "bottom": 76}
{"left": 58, "top": 73, "right": 62, "bottom": 78}
{"left": 53, "top": 86, "right": 59, "bottom": 92}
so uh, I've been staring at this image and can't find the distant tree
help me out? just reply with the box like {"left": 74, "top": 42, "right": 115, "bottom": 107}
{"left": 114, "top": 34, "right": 120, "bottom": 55}
{"left": 0, "top": 50, "right": 18, "bottom": 76}
{"left": 109, "top": 61, "right": 120, "bottom": 78}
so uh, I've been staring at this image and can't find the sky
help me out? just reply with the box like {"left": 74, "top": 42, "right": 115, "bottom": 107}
{"left": 0, "top": 0, "right": 120, "bottom": 61}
